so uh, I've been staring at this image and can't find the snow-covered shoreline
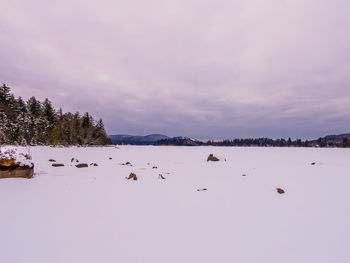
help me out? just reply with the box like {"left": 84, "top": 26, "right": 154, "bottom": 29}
{"left": 1, "top": 146, "right": 349, "bottom": 263}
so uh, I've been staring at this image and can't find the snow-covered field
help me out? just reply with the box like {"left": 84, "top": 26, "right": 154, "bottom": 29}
{"left": 1, "top": 146, "right": 350, "bottom": 263}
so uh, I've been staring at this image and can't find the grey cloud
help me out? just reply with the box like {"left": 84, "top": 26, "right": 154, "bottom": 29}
{"left": 1, "top": 0, "right": 350, "bottom": 139}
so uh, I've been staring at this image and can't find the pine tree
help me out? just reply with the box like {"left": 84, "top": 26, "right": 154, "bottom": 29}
{"left": 0, "top": 112, "right": 9, "bottom": 143}
{"left": 42, "top": 98, "right": 55, "bottom": 124}
{"left": 72, "top": 112, "right": 81, "bottom": 144}
{"left": 16, "top": 97, "right": 27, "bottom": 113}
{"left": 0, "top": 84, "right": 11, "bottom": 104}
{"left": 82, "top": 112, "right": 91, "bottom": 129}
{"left": 58, "top": 107, "right": 63, "bottom": 141}
{"left": 27, "top": 96, "right": 42, "bottom": 117}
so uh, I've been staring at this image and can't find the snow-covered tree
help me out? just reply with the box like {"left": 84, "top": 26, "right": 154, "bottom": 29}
{"left": 0, "top": 84, "right": 110, "bottom": 145}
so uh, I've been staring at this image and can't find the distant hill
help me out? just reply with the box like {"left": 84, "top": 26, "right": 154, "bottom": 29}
{"left": 308, "top": 133, "right": 350, "bottom": 147}
{"left": 108, "top": 134, "right": 169, "bottom": 145}
{"left": 108, "top": 133, "right": 350, "bottom": 147}
{"left": 154, "top": 137, "right": 202, "bottom": 146}
{"left": 324, "top": 133, "right": 350, "bottom": 139}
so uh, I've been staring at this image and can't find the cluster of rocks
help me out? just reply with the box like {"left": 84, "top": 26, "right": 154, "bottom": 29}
{"left": 206, "top": 153, "right": 287, "bottom": 195}
{"left": 6, "top": 151, "right": 292, "bottom": 197}
{"left": 50, "top": 158, "right": 95, "bottom": 168}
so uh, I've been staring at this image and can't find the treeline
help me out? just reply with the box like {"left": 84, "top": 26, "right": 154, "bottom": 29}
{"left": 155, "top": 137, "right": 350, "bottom": 147}
{"left": 155, "top": 137, "right": 308, "bottom": 147}
{"left": 0, "top": 84, "right": 110, "bottom": 145}
{"left": 206, "top": 138, "right": 309, "bottom": 147}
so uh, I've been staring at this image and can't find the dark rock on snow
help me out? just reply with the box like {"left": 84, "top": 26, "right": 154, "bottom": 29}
{"left": 52, "top": 163, "right": 64, "bottom": 167}
{"left": 120, "top": 162, "right": 132, "bottom": 166}
{"left": 277, "top": 188, "right": 285, "bottom": 194}
{"left": 76, "top": 163, "right": 88, "bottom": 168}
{"left": 126, "top": 172, "right": 137, "bottom": 180}
{"left": 207, "top": 154, "right": 219, "bottom": 162}
{"left": 0, "top": 166, "right": 34, "bottom": 179}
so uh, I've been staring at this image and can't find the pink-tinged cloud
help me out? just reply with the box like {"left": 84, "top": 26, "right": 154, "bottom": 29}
{"left": 1, "top": 0, "right": 350, "bottom": 139}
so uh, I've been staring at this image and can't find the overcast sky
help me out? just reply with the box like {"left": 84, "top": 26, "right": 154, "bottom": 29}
{"left": 1, "top": 0, "right": 350, "bottom": 139}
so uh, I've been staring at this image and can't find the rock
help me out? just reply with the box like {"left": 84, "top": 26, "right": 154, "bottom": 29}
{"left": 152, "top": 166, "right": 158, "bottom": 169}
{"left": 0, "top": 159, "right": 16, "bottom": 167}
{"left": 48, "top": 159, "right": 56, "bottom": 162}
{"left": 120, "top": 162, "right": 132, "bottom": 166}
{"left": 89, "top": 163, "right": 98, "bottom": 166}
{"left": 52, "top": 163, "right": 64, "bottom": 167}
{"left": 76, "top": 163, "right": 88, "bottom": 168}
{"left": 311, "top": 162, "right": 316, "bottom": 165}
{"left": 126, "top": 172, "right": 137, "bottom": 181}
{"left": 0, "top": 166, "right": 34, "bottom": 179}
{"left": 158, "top": 174, "right": 166, "bottom": 180}
{"left": 71, "top": 158, "right": 79, "bottom": 163}
{"left": 242, "top": 174, "right": 246, "bottom": 176}
{"left": 197, "top": 188, "right": 207, "bottom": 191}
{"left": 277, "top": 188, "right": 285, "bottom": 194}
{"left": 207, "top": 154, "right": 219, "bottom": 162}
{"left": 109, "top": 157, "right": 112, "bottom": 160}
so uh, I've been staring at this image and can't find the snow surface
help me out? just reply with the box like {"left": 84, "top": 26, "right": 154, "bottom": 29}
{"left": 0, "top": 146, "right": 350, "bottom": 263}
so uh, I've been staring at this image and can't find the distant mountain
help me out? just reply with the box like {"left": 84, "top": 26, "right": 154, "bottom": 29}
{"left": 308, "top": 133, "right": 350, "bottom": 147}
{"left": 324, "top": 133, "right": 350, "bottom": 139}
{"left": 108, "top": 133, "right": 350, "bottom": 147}
{"left": 154, "top": 137, "right": 202, "bottom": 146}
{"left": 108, "top": 134, "right": 169, "bottom": 145}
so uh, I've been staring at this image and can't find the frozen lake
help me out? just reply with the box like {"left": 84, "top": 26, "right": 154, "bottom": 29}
{"left": 1, "top": 146, "right": 350, "bottom": 263}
